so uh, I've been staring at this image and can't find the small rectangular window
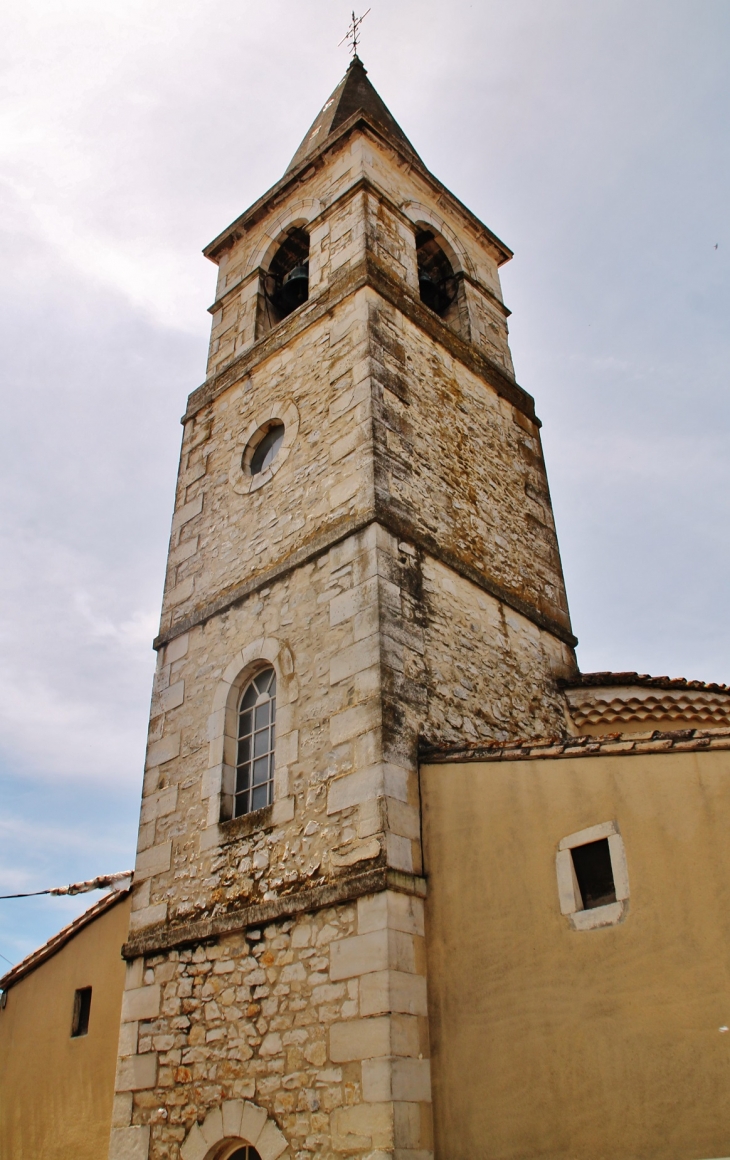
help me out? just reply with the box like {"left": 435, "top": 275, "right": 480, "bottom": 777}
{"left": 71, "top": 987, "right": 92, "bottom": 1037}
{"left": 571, "top": 838, "right": 617, "bottom": 910}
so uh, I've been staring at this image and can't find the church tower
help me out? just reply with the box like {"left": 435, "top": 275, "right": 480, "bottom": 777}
{"left": 109, "top": 58, "right": 577, "bottom": 1160}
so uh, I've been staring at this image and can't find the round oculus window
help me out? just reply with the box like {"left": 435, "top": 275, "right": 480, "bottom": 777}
{"left": 248, "top": 422, "right": 285, "bottom": 475}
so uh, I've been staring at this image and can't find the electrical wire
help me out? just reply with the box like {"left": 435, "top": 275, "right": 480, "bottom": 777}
{"left": 0, "top": 871, "right": 133, "bottom": 900}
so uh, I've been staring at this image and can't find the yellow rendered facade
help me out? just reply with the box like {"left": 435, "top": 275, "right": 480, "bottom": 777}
{"left": 422, "top": 748, "right": 730, "bottom": 1160}
{"left": 0, "top": 893, "right": 131, "bottom": 1160}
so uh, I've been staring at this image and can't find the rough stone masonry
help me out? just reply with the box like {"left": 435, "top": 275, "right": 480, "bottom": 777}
{"left": 109, "top": 58, "right": 577, "bottom": 1160}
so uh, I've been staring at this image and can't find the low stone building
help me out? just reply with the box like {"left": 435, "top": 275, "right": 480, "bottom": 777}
{"left": 3, "top": 53, "right": 729, "bottom": 1160}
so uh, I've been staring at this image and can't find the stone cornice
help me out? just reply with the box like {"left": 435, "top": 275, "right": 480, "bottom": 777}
{"left": 203, "top": 112, "right": 512, "bottom": 268}
{"left": 121, "top": 867, "right": 426, "bottom": 960}
{"left": 373, "top": 504, "right": 576, "bottom": 647}
{"left": 154, "top": 512, "right": 577, "bottom": 652}
{"left": 203, "top": 176, "right": 511, "bottom": 331}
{"left": 184, "top": 251, "right": 535, "bottom": 425}
{"left": 154, "top": 512, "right": 374, "bottom": 650}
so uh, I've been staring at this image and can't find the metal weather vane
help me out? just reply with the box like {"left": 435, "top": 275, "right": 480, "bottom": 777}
{"left": 339, "top": 8, "right": 370, "bottom": 58}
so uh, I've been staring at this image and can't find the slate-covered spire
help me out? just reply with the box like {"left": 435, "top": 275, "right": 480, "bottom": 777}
{"left": 286, "top": 56, "right": 422, "bottom": 173}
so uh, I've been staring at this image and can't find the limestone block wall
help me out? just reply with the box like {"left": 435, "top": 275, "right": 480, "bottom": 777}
{"left": 162, "top": 280, "right": 568, "bottom": 646}
{"left": 113, "top": 109, "right": 579, "bottom": 1160}
{"left": 135, "top": 522, "right": 571, "bottom": 940}
{"left": 110, "top": 892, "right": 431, "bottom": 1160}
{"left": 368, "top": 294, "right": 571, "bottom": 635}
{"left": 160, "top": 292, "right": 372, "bottom": 636}
{"left": 203, "top": 129, "right": 515, "bottom": 391}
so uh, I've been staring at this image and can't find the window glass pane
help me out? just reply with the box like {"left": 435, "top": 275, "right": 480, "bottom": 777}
{"left": 252, "top": 784, "right": 268, "bottom": 811}
{"left": 253, "top": 729, "right": 269, "bottom": 758}
{"left": 250, "top": 424, "right": 285, "bottom": 475}
{"left": 253, "top": 756, "right": 269, "bottom": 785}
{"left": 234, "top": 669, "right": 276, "bottom": 819}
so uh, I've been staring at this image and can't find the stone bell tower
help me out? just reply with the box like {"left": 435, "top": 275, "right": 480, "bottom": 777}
{"left": 109, "top": 57, "right": 577, "bottom": 1160}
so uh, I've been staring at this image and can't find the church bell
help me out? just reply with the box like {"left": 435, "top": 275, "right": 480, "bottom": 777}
{"left": 278, "top": 263, "right": 309, "bottom": 313}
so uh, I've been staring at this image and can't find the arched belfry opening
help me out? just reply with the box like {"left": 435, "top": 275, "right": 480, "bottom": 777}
{"left": 415, "top": 227, "right": 464, "bottom": 333}
{"left": 259, "top": 227, "right": 310, "bottom": 334}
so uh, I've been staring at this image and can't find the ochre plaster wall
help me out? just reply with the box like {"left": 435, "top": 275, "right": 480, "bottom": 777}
{"left": 421, "top": 750, "right": 730, "bottom": 1160}
{"left": 0, "top": 893, "right": 131, "bottom": 1160}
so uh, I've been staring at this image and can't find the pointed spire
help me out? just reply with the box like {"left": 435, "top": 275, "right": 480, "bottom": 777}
{"left": 286, "top": 57, "right": 422, "bottom": 174}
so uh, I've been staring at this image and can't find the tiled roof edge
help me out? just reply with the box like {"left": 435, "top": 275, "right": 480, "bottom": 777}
{"left": 0, "top": 887, "right": 131, "bottom": 993}
{"left": 420, "top": 726, "right": 730, "bottom": 765}
{"left": 560, "top": 671, "right": 730, "bottom": 695}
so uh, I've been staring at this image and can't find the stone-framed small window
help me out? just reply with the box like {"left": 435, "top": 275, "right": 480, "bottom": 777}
{"left": 556, "top": 821, "right": 629, "bottom": 930}
{"left": 229, "top": 400, "right": 299, "bottom": 496}
{"left": 234, "top": 669, "right": 276, "bottom": 818}
{"left": 244, "top": 422, "right": 285, "bottom": 478}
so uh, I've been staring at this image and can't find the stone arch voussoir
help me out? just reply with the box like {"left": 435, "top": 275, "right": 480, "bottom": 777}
{"left": 246, "top": 200, "right": 322, "bottom": 277}
{"left": 180, "top": 1100, "right": 289, "bottom": 1160}
{"left": 212, "top": 638, "right": 283, "bottom": 714}
{"left": 400, "top": 199, "right": 473, "bottom": 277}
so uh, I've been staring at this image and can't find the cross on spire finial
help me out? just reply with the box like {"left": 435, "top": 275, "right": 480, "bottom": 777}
{"left": 338, "top": 8, "right": 370, "bottom": 58}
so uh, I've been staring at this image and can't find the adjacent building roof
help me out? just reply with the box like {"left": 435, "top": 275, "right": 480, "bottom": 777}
{"left": 420, "top": 726, "right": 730, "bottom": 764}
{"left": 286, "top": 56, "right": 423, "bottom": 174}
{"left": 0, "top": 888, "right": 130, "bottom": 993}
{"left": 561, "top": 671, "right": 730, "bottom": 695}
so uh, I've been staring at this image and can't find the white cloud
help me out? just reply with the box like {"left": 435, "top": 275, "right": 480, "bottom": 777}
{"left": 0, "top": 0, "right": 728, "bottom": 955}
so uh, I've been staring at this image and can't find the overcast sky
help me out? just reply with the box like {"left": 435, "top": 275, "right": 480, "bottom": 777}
{"left": 1, "top": 0, "right": 728, "bottom": 967}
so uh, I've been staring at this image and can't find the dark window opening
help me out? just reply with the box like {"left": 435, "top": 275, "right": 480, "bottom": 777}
{"left": 261, "top": 228, "right": 310, "bottom": 331}
{"left": 71, "top": 986, "right": 92, "bottom": 1037}
{"left": 229, "top": 1149, "right": 262, "bottom": 1160}
{"left": 235, "top": 668, "right": 276, "bottom": 818}
{"left": 249, "top": 422, "right": 285, "bottom": 475}
{"left": 571, "top": 838, "right": 617, "bottom": 910}
{"left": 416, "top": 230, "right": 457, "bottom": 317}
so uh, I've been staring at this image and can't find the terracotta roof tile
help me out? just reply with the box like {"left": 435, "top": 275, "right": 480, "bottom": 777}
{"left": 420, "top": 726, "right": 730, "bottom": 765}
{"left": 560, "top": 671, "right": 729, "bottom": 695}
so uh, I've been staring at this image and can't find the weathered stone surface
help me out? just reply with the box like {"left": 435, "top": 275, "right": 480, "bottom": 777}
{"left": 110, "top": 68, "right": 577, "bottom": 1160}
{"left": 111, "top": 902, "right": 429, "bottom": 1158}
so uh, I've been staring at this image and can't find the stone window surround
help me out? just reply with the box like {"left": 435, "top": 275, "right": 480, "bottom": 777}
{"left": 401, "top": 199, "right": 470, "bottom": 280}
{"left": 200, "top": 636, "right": 297, "bottom": 852}
{"left": 178, "top": 1098, "right": 288, "bottom": 1160}
{"left": 555, "top": 820, "right": 630, "bottom": 931}
{"left": 229, "top": 400, "right": 300, "bottom": 495}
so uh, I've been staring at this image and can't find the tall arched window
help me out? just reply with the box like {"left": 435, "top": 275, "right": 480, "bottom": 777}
{"left": 235, "top": 669, "right": 276, "bottom": 817}
{"left": 259, "top": 227, "right": 310, "bottom": 333}
{"left": 226, "top": 1148, "right": 262, "bottom": 1160}
{"left": 415, "top": 229, "right": 457, "bottom": 318}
